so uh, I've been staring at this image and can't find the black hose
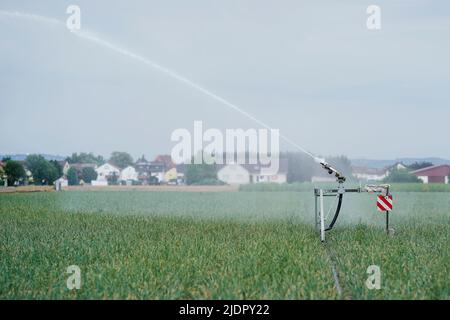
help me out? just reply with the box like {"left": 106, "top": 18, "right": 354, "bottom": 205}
{"left": 325, "top": 194, "right": 343, "bottom": 231}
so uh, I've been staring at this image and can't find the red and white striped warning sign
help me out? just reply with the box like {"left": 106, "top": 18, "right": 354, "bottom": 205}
{"left": 377, "top": 195, "right": 393, "bottom": 212}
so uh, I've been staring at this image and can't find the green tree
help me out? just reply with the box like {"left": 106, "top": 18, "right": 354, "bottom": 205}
{"left": 67, "top": 167, "right": 79, "bottom": 186}
{"left": 325, "top": 155, "right": 353, "bottom": 179}
{"left": 185, "top": 163, "right": 219, "bottom": 185}
{"left": 66, "top": 152, "right": 104, "bottom": 165}
{"left": 282, "top": 152, "right": 315, "bottom": 183}
{"left": 384, "top": 168, "right": 422, "bottom": 183}
{"left": 4, "top": 160, "right": 26, "bottom": 186}
{"left": 25, "top": 155, "right": 59, "bottom": 185}
{"left": 81, "top": 167, "right": 97, "bottom": 183}
{"left": 406, "top": 162, "right": 433, "bottom": 171}
{"left": 109, "top": 151, "right": 134, "bottom": 169}
{"left": 50, "top": 160, "right": 63, "bottom": 178}
{"left": 0, "top": 166, "right": 5, "bottom": 186}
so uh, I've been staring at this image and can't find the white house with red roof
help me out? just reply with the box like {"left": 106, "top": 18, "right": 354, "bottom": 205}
{"left": 411, "top": 165, "right": 450, "bottom": 184}
{"left": 92, "top": 163, "right": 121, "bottom": 186}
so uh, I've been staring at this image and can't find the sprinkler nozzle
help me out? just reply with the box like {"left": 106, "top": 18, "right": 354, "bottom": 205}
{"left": 320, "top": 161, "right": 346, "bottom": 183}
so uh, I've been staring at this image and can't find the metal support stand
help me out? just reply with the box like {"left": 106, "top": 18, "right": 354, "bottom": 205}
{"left": 386, "top": 212, "right": 389, "bottom": 235}
{"left": 314, "top": 161, "right": 393, "bottom": 241}
{"left": 320, "top": 189, "right": 325, "bottom": 242}
{"left": 314, "top": 193, "right": 318, "bottom": 232}
{"left": 315, "top": 185, "right": 359, "bottom": 242}
{"left": 314, "top": 184, "right": 392, "bottom": 241}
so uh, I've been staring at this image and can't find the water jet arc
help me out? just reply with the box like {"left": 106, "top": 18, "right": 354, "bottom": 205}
{"left": 0, "top": 10, "right": 319, "bottom": 162}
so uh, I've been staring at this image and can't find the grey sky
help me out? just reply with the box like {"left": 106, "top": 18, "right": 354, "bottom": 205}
{"left": 0, "top": 0, "right": 449, "bottom": 160}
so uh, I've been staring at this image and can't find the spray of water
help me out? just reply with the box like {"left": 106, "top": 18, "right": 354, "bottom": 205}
{"left": 0, "top": 10, "right": 320, "bottom": 162}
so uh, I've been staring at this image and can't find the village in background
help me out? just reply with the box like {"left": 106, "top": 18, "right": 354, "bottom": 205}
{"left": 0, "top": 151, "right": 450, "bottom": 189}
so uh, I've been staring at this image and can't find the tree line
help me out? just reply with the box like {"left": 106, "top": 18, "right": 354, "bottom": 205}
{"left": 0, "top": 151, "right": 136, "bottom": 187}
{"left": 1, "top": 152, "right": 443, "bottom": 187}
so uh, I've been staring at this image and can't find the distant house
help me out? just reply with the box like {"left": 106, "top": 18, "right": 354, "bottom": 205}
{"left": 411, "top": 165, "right": 450, "bottom": 184}
{"left": 133, "top": 155, "right": 176, "bottom": 184}
{"left": 149, "top": 155, "right": 177, "bottom": 183}
{"left": 352, "top": 166, "right": 389, "bottom": 182}
{"left": 244, "top": 159, "right": 288, "bottom": 184}
{"left": 154, "top": 155, "right": 175, "bottom": 170}
{"left": 95, "top": 163, "right": 120, "bottom": 181}
{"left": 55, "top": 177, "right": 68, "bottom": 188}
{"left": 149, "top": 161, "right": 166, "bottom": 183}
{"left": 134, "top": 155, "right": 176, "bottom": 184}
{"left": 175, "top": 164, "right": 186, "bottom": 184}
{"left": 164, "top": 167, "right": 178, "bottom": 183}
{"left": 135, "top": 155, "right": 151, "bottom": 183}
{"left": 352, "top": 162, "right": 407, "bottom": 182}
{"left": 119, "top": 166, "right": 138, "bottom": 184}
{"left": 217, "top": 159, "right": 288, "bottom": 185}
{"left": 217, "top": 164, "right": 250, "bottom": 185}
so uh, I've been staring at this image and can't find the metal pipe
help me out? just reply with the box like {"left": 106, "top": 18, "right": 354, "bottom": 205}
{"left": 320, "top": 189, "right": 325, "bottom": 242}
{"left": 315, "top": 190, "right": 318, "bottom": 232}
{"left": 386, "top": 212, "right": 389, "bottom": 235}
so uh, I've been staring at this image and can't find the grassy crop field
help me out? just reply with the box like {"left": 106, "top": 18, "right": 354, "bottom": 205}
{"left": 0, "top": 189, "right": 449, "bottom": 299}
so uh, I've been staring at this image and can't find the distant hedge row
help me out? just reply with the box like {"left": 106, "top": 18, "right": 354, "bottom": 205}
{"left": 239, "top": 182, "right": 450, "bottom": 192}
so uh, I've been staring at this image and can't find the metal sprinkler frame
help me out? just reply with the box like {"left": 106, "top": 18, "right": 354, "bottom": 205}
{"left": 314, "top": 162, "right": 392, "bottom": 242}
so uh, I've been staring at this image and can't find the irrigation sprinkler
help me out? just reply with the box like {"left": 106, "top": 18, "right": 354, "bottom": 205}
{"left": 314, "top": 161, "right": 393, "bottom": 242}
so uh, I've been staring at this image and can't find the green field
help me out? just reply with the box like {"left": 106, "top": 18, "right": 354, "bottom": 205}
{"left": 0, "top": 190, "right": 449, "bottom": 299}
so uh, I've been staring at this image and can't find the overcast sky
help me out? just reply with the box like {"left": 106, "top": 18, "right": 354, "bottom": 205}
{"left": 0, "top": 0, "right": 449, "bottom": 160}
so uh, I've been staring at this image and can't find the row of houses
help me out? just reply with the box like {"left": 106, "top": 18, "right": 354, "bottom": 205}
{"left": 352, "top": 163, "right": 407, "bottom": 181}
{"left": 60, "top": 155, "right": 180, "bottom": 186}
{"left": 59, "top": 155, "right": 289, "bottom": 186}
{"left": 352, "top": 163, "right": 450, "bottom": 184}
{"left": 67, "top": 159, "right": 450, "bottom": 186}
{"left": 5, "top": 155, "right": 448, "bottom": 186}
